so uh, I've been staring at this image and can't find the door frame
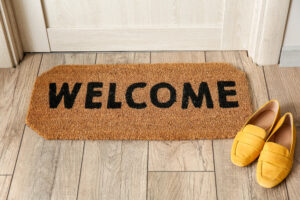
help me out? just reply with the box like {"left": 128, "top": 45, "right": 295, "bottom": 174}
{"left": 0, "top": 0, "right": 23, "bottom": 68}
{"left": 1, "top": 0, "right": 290, "bottom": 67}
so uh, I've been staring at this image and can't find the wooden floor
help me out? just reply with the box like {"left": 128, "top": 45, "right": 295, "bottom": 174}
{"left": 0, "top": 51, "right": 299, "bottom": 200}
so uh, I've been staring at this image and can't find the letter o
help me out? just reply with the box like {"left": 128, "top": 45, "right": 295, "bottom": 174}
{"left": 150, "top": 82, "right": 176, "bottom": 108}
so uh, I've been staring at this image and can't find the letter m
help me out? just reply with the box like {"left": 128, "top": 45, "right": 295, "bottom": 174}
{"left": 182, "top": 82, "right": 213, "bottom": 109}
{"left": 49, "top": 82, "right": 82, "bottom": 109}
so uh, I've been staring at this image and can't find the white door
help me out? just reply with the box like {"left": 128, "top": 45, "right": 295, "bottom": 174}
{"left": 10, "top": 0, "right": 290, "bottom": 65}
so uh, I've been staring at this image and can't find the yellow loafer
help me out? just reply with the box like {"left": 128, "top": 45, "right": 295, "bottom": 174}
{"left": 256, "top": 112, "right": 296, "bottom": 188}
{"left": 231, "top": 100, "right": 280, "bottom": 167}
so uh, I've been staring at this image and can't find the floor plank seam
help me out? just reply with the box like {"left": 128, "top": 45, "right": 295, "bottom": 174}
{"left": 148, "top": 171, "right": 215, "bottom": 173}
{"left": 211, "top": 141, "right": 218, "bottom": 200}
{"left": 146, "top": 141, "right": 149, "bottom": 200}
{"left": 76, "top": 141, "right": 86, "bottom": 200}
{"left": 35, "top": 54, "right": 44, "bottom": 77}
{"left": 262, "top": 66, "right": 271, "bottom": 100}
{"left": 9, "top": 66, "right": 21, "bottom": 105}
{"left": 284, "top": 179, "right": 290, "bottom": 200}
{"left": 75, "top": 53, "right": 97, "bottom": 200}
{"left": 94, "top": 53, "right": 97, "bottom": 64}
{"left": 205, "top": 51, "right": 218, "bottom": 200}
{"left": 5, "top": 124, "right": 27, "bottom": 200}
{"left": 5, "top": 54, "right": 43, "bottom": 200}
{"left": 262, "top": 65, "right": 291, "bottom": 200}
{"left": 147, "top": 52, "right": 151, "bottom": 200}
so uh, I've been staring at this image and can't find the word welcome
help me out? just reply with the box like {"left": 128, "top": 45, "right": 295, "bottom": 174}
{"left": 49, "top": 81, "right": 239, "bottom": 109}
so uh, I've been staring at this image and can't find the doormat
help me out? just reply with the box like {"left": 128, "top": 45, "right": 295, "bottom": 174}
{"left": 26, "top": 63, "right": 253, "bottom": 140}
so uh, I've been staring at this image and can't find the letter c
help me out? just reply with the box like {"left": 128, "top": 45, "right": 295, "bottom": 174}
{"left": 126, "top": 82, "right": 147, "bottom": 109}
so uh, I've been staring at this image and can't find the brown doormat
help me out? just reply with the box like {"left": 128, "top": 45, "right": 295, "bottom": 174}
{"left": 26, "top": 63, "right": 253, "bottom": 140}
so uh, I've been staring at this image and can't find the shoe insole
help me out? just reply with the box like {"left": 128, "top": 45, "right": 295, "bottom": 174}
{"left": 250, "top": 110, "right": 276, "bottom": 131}
{"left": 269, "top": 124, "right": 291, "bottom": 150}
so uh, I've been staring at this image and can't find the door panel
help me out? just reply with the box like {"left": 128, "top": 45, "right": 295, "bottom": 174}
{"left": 13, "top": 0, "right": 255, "bottom": 52}
{"left": 9, "top": 0, "right": 292, "bottom": 65}
{"left": 42, "top": 0, "right": 233, "bottom": 51}
{"left": 43, "top": 0, "right": 224, "bottom": 27}
{"left": 12, "top": 0, "right": 49, "bottom": 52}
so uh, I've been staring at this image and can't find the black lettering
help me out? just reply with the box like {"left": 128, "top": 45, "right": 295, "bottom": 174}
{"left": 107, "top": 83, "right": 122, "bottom": 109}
{"left": 150, "top": 82, "right": 176, "bottom": 108}
{"left": 182, "top": 82, "right": 213, "bottom": 109}
{"left": 217, "top": 81, "right": 239, "bottom": 108}
{"left": 85, "top": 82, "right": 103, "bottom": 109}
{"left": 126, "top": 82, "right": 147, "bottom": 109}
{"left": 49, "top": 82, "right": 82, "bottom": 109}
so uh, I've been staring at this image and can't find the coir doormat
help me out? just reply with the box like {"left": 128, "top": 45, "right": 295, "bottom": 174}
{"left": 26, "top": 63, "right": 253, "bottom": 140}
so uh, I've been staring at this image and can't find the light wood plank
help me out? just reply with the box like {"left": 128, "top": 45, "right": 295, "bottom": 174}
{"left": 285, "top": 126, "right": 300, "bottom": 200}
{"left": 149, "top": 141, "right": 214, "bottom": 171}
{"left": 148, "top": 172, "right": 216, "bottom": 200}
{"left": 0, "top": 54, "right": 42, "bottom": 174}
{"left": 97, "top": 52, "right": 150, "bottom": 64}
{"left": 47, "top": 27, "right": 221, "bottom": 51}
{"left": 8, "top": 53, "right": 96, "bottom": 200}
{"left": 0, "top": 176, "right": 11, "bottom": 200}
{"left": 0, "top": 68, "right": 19, "bottom": 146}
{"left": 8, "top": 129, "right": 83, "bottom": 200}
{"left": 205, "top": 51, "right": 288, "bottom": 200}
{"left": 150, "top": 51, "right": 205, "bottom": 63}
{"left": 77, "top": 52, "right": 150, "bottom": 200}
{"left": 264, "top": 66, "right": 300, "bottom": 199}
{"left": 264, "top": 66, "right": 300, "bottom": 124}
{"left": 149, "top": 51, "right": 214, "bottom": 171}
{"left": 78, "top": 141, "right": 148, "bottom": 200}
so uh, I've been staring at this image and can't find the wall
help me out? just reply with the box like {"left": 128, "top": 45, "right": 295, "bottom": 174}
{"left": 280, "top": 0, "right": 300, "bottom": 66}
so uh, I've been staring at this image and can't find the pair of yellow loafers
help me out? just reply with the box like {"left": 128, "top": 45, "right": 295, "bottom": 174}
{"left": 231, "top": 100, "right": 296, "bottom": 188}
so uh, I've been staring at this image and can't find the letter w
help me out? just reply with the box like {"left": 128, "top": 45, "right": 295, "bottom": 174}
{"left": 49, "top": 82, "right": 82, "bottom": 109}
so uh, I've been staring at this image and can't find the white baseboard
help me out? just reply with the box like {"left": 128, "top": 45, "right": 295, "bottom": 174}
{"left": 279, "top": 46, "right": 300, "bottom": 67}
{"left": 47, "top": 27, "right": 223, "bottom": 51}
